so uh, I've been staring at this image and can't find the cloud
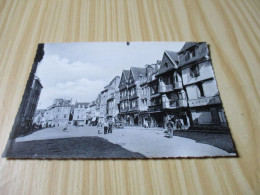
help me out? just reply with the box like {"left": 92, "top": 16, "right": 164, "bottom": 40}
{"left": 37, "top": 55, "right": 110, "bottom": 87}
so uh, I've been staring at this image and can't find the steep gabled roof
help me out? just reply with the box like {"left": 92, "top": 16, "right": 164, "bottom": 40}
{"left": 179, "top": 42, "right": 198, "bottom": 53}
{"left": 119, "top": 69, "right": 130, "bottom": 87}
{"left": 130, "top": 67, "right": 146, "bottom": 81}
{"left": 165, "top": 50, "right": 178, "bottom": 62}
{"left": 123, "top": 70, "right": 130, "bottom": 80}
{"left": 157, "top": 51, "right": 178, "bottom": 76}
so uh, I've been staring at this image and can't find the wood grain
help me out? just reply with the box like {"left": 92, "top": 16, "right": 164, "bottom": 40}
{"left": 0, "top": 0, "right": 259, "bottom": 194}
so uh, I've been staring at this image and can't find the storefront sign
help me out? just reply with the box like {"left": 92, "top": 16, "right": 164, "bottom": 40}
{"left": 189, "top": 96, "right": 221, "bottom": 107}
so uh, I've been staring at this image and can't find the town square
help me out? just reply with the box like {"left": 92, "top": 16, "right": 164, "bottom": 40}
{"left": 3, "top": 42, "right": 237, "bottom": 158}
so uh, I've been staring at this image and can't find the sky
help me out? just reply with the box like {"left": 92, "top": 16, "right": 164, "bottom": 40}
{"left": 36, "top": 42, "right": 185, "bottom": 109}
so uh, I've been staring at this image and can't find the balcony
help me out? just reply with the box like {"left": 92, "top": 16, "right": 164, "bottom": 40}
{"left": 120, "top": 106, "right": 129, "bottom": 113}
{"left": 148, "top": 104, "right": 162, "bottom": 112}
{"left": 162, "top": 99, "right": 187, "bottom": 109}
{"left": 158, "top": 84, "right": 173, "bottom": 93}
{"left": 188, "top": 95, "right": 221, "bottom": 107}
{"left": 129, "top": 93, "right": 138, "bottom": 100}
{"left": 129, "top": 106, "right": 138, "bottom": 112}
{"left": 120, "top": 96, "right": 128, "bottom": 101}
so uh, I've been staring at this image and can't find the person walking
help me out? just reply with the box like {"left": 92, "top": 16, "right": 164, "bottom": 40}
{"left": 108, "top": 120, "right": 113, "bottom": 133}
{"left": 176, "top": 118, "right": 182, "bottom": 130}
{"left": 63, "top": 122, "right": 68, "bottom": 132}
{"left": 143, "top": 120, "right": 148, "bottom": 128}
{"left": 167, "top": 119, "right": 174, "bottom": 138}
{"left": 103, "top": 120, "right": 108, "bottom": 134}
{"left": 97, "top": 122, "right": 102, "bottom": 134}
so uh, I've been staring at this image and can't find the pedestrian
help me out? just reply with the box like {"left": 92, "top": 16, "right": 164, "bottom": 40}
{"left": 98, "top": 122, "right": 102, "bottom": 134}
{"left": 103, "top": 120, "right": 108, "bottom": 134}
{"left": 167, "top": 119, "right": 174, "bottom": 138}
{"left": 108, "top": 120, "right": 113, "bottom": 133}
{"left": 63, "top": 122, "right": 68, "bottom": 132}
{"left": 144, "top": 120, "right": 148, "bottom": 128}
{"left": 176, "top": 118, "right": 182, "bottom": 130}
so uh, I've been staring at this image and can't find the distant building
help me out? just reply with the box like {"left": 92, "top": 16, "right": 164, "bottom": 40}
{"left": 73, "top": 102, "right": 89, "bottom": 126}
{"left": 106, "top": 91, "right": 120, "bottom": 122}
{"left": 178, "top": 42, "right": 228, "bottom": 130}
{"left": 45, "top": 98, "right": 72, "bottom": 127}
{"left": 98, "top": 76, "right": 120, "bottom": 123}
{"left": 33, "top": 109, "right": 46, "bottom": 127}
{"left": 86, "top": 101, "right": 98, "bottom": 125}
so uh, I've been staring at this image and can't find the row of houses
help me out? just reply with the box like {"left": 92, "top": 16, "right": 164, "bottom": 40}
{"left": 34, "top": 42, "right": 229, "bottom": 131}
{"left": 110, "top": 42, "right": 228, "bottom": 130}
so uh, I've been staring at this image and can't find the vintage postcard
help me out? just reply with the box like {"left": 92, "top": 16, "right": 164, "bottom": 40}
{"left": 3, "top": 42, "right": 237, "bottom": 159}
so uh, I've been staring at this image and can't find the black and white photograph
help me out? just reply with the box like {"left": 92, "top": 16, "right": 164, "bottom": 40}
{"left": 3, "top": 42, "right": 237, "bottom": 159}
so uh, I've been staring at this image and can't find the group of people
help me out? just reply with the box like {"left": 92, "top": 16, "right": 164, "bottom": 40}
{"left": 97, "top": 120, "right": 114, "bottom": 134}
{"left": 167, "top": 117, "right": 182, "bottom": 138}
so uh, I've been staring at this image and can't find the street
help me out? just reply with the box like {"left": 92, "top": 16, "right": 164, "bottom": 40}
{"left": 14, "top": 126, "right": 236, "bottom": 158}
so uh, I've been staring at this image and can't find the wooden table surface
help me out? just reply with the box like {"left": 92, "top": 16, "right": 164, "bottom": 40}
{"left": 0, "top": 0, "right": 259, "bottom": 194}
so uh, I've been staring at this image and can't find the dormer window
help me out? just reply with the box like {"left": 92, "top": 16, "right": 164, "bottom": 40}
{"left": 185, "top": 51, "right": 190, "bottom": 61}
{"left": 191, "top": 50, "right": 196, "bottom": 58}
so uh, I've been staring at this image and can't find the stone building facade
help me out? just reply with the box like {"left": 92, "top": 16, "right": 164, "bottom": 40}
{"left": 73, "top": 102, "right": 89, "bottom": 126}
{"left": 45, "top": 98, "right": 72, "bottom": 127}
{"left": 98, "top": 76, "right": 120, "bottom": 123}
{"left": 178, "top": 42, "right": 228, "bottom": 130}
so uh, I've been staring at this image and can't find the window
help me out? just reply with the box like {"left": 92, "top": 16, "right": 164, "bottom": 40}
{"left": 190, "top": 65, "right": 200, "bottom": 77}
{"left": 64, "top": 114, "right": 67, "bottom": 118}
{"left": 178, "top": 93, "right": 183, "bottom": 100}
{"left": 165, "top": 62, "right": 168, "bottom": 68}
{"left": 190, "top": 50, "right": 196, "bottom": 58}
{"left": 185, "top": 52, "right": 190, "bottom": 61}
{"left": 197, "top": 82, "right": 205, "bottom": 97}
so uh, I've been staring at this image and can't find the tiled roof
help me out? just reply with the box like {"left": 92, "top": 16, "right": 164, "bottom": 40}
{"left": 179, "top": 42, "right": 198, "bottom": 53}
{"left": 53, "top": 99, "right": 72, "bottom": 107}
{"left": 123, "top": 70, "right": 130, "bottom": 80}
{"left": 165, "top": 50, "right": 178, "bottom": 62}
{"left": 130, "top": 67, "right": 146, "bottom": 81}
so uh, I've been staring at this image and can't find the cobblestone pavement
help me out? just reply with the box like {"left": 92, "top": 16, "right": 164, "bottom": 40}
{"left": 11, "top": 125, "right": 235, "bottom": 158}
{"left": 9, "top": 137, "right": 145, "bottom": 159}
